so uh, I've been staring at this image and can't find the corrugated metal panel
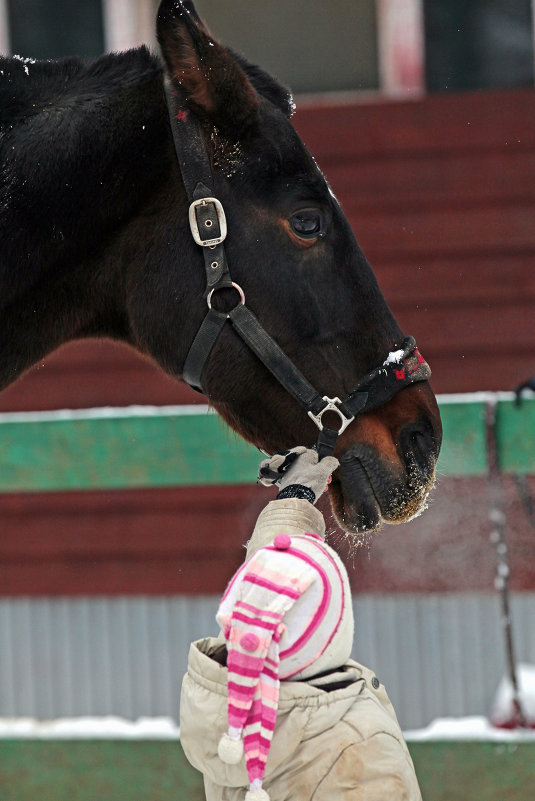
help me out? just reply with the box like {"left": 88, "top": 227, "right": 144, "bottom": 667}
{"left": 0, "top": 596, "right": 218, "bottom": 720}
{"left": 1, "top": 594, "right": 534, "bottom": 729}
{"left": 354, "top": 594, "right": 518, "bottom": 728}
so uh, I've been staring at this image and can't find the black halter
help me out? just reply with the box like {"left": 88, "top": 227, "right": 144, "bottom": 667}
{"left": 164, "top": 83, "right": 432, "bottom": 459}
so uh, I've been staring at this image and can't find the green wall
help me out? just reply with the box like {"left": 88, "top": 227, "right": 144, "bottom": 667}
{"left": 1, "top": 397, "right": 533, "bottom": 493}
{"left": 0, "top": 739, "right": 533, "bottom": 801}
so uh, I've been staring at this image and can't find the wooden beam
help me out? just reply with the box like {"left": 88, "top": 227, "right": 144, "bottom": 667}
{"left": 1, "top": 395, "right": 533, "bottom": 493}
{"left": 435, "top": 396, "right": 488, "bottom": 477}
{"left": 0, "top": 406, "right": 260, "bottom": 492}
{"left": 496, "top": 397, "right": 535, "bottom": 472}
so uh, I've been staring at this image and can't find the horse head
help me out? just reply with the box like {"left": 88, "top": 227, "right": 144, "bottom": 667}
{"left": 0, "top": 1, "right": 441, "bottom": 536}
{"left": 149, "top": 0, "right": 442, "bottom": 534}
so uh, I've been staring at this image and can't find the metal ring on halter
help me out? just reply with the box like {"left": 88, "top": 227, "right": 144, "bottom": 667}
{"left": 308, "top": 396, "right": 355, "bottom": 434}
{"left": 207, "top": 282, "right": 246, "bottom": 317}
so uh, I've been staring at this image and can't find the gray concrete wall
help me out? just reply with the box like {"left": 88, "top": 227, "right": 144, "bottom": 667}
{"left": 190, "top": 0, "right": 379, "bottom": 94}
{"left": 2, "top": 593, "right": 534, "bottom": 730}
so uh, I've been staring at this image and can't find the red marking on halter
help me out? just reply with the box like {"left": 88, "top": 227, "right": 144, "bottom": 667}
{"left": 176, "top": 109, "right": 188, "bottom": 122}
{"left": 406, "top": 352, "right": 422, "bottom": 374}
{"left": 394, "top": 349, "right": 426, "bottom": 381}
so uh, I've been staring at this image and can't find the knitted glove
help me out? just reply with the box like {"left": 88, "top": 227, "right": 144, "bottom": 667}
{"left": 258, "top": 447, "right": 339, "bottom": 504}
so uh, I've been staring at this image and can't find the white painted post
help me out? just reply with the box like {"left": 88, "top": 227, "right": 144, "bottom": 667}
{"left": 0, "top": 0, "right": 10, "bottom": 55}
{"left": 376, "top": 0, "right": 426, "bottom": 97}
{"left": 102, "top": 0, "right": 156, "bottom": 53}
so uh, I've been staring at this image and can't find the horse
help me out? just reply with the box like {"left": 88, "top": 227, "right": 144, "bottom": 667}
{"left": 0, "top": 0, "right": 442, "bottom": 534}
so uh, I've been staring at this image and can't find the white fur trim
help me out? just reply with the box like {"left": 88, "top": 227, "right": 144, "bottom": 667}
{"left": 218, "top": 732, "right": 243, "bottom": 764}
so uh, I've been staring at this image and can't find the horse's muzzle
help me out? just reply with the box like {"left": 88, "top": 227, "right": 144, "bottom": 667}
{"left": 330, "top": 427, "right": 439, "bottom": 534}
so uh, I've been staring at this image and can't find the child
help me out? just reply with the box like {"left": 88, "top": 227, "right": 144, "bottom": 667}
{"left": 179, "top": 447, "right": 422, "bottom": 801}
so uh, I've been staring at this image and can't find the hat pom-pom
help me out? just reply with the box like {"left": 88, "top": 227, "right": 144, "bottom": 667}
{"left": 218, "top": 732, "right": 244, "bottom": 764}
{"left": 245, "top": 789, "right": 270, "bottom": 801}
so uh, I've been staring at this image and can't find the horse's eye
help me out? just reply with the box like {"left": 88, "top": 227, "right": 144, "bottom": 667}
{"left": 289, "top": 209, "right": 323, "bottom": 239}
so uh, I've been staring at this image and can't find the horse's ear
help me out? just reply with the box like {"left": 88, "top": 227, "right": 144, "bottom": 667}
{"left": 156, "top": 0, "right": 259, "bottom": 135}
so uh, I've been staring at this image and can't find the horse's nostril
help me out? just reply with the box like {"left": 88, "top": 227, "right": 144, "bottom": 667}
{"left": 400, "top": 423, "right": 437, "bottom": 478}
{"left": 412, "top": 431, "right": 429, "bottom": 464}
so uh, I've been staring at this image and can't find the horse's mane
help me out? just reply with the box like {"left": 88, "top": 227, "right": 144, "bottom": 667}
{"left": 0, "top": 47, "right": 161, "bottom": 122}
{"left": 0, "top": 44, "right": 292, "bottom": 122}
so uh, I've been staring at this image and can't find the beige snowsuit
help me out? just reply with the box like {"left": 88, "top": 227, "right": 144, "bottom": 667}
{"left": 180, "top": 498, "right": 422, "bottom": 801}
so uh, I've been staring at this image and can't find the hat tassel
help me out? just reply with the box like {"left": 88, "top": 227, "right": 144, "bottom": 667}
{"left": 245, "top": 779, "right": 270, "bottom": 801}
{"left": 218, "top": 730, "right": 244, "bottom": 764}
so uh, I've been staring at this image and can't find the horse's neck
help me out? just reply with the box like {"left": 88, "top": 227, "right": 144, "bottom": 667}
{"left": 1, "top": 60, "right": 170, "bottom": 296}
{"left": 0, "top": 59, "right": 177, "bottom": 390}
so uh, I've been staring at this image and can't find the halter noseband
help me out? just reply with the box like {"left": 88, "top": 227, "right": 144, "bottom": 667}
{"left": 164, "top": 82, "right": 431, "bottom": 459}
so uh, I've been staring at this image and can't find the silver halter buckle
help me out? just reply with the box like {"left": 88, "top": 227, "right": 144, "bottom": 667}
{"left": 189, "top": 197, "right": 227, "bottom": 247}
{"left": 307, "top": 396, "right": 355, "bottom": 434}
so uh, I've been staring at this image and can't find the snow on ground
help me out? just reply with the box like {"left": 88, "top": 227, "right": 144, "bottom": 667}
{"left": 405, "top": 665, "right": 535, "bottom": 740}
{"left": 3, "top": 667, "right": 535, "bottom": 741}
{"left": 404, "top": 716, "right": 535, "bottom": 742}
{"left": 490, "top": 664, "right": 535, "bottom": 726}
{"left": 2, "top": 668, "right": 535, "bottom": 741}
{"left": 1, "top": 715, "right": 535, "bottom": 741}
{"left": 0, "top": 717, "right": 180, "bottom": 739}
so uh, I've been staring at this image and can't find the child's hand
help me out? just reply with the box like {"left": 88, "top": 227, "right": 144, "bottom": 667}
{"left": 258, "top": 446, "right": 339, "bottom": 503}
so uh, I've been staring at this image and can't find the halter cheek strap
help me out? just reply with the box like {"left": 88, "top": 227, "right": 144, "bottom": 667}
{"left": 164, "top": 81, "right": 431, "bottom": 459}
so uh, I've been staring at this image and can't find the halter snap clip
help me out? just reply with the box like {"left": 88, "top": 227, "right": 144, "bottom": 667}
{"left": 308, "top": 397, "right": 355, "bottom": 435}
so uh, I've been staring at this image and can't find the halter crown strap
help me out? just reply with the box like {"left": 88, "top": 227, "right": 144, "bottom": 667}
{"left": 164, "top": 79, "right": 431, "bottom": 458}
{"left": 164, "top": 82, "right": 231, "bottom": 293}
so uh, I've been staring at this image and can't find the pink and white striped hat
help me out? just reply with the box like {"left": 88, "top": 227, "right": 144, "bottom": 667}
{"left": 216, "top": 531, "right": 353, "bottom": 801}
